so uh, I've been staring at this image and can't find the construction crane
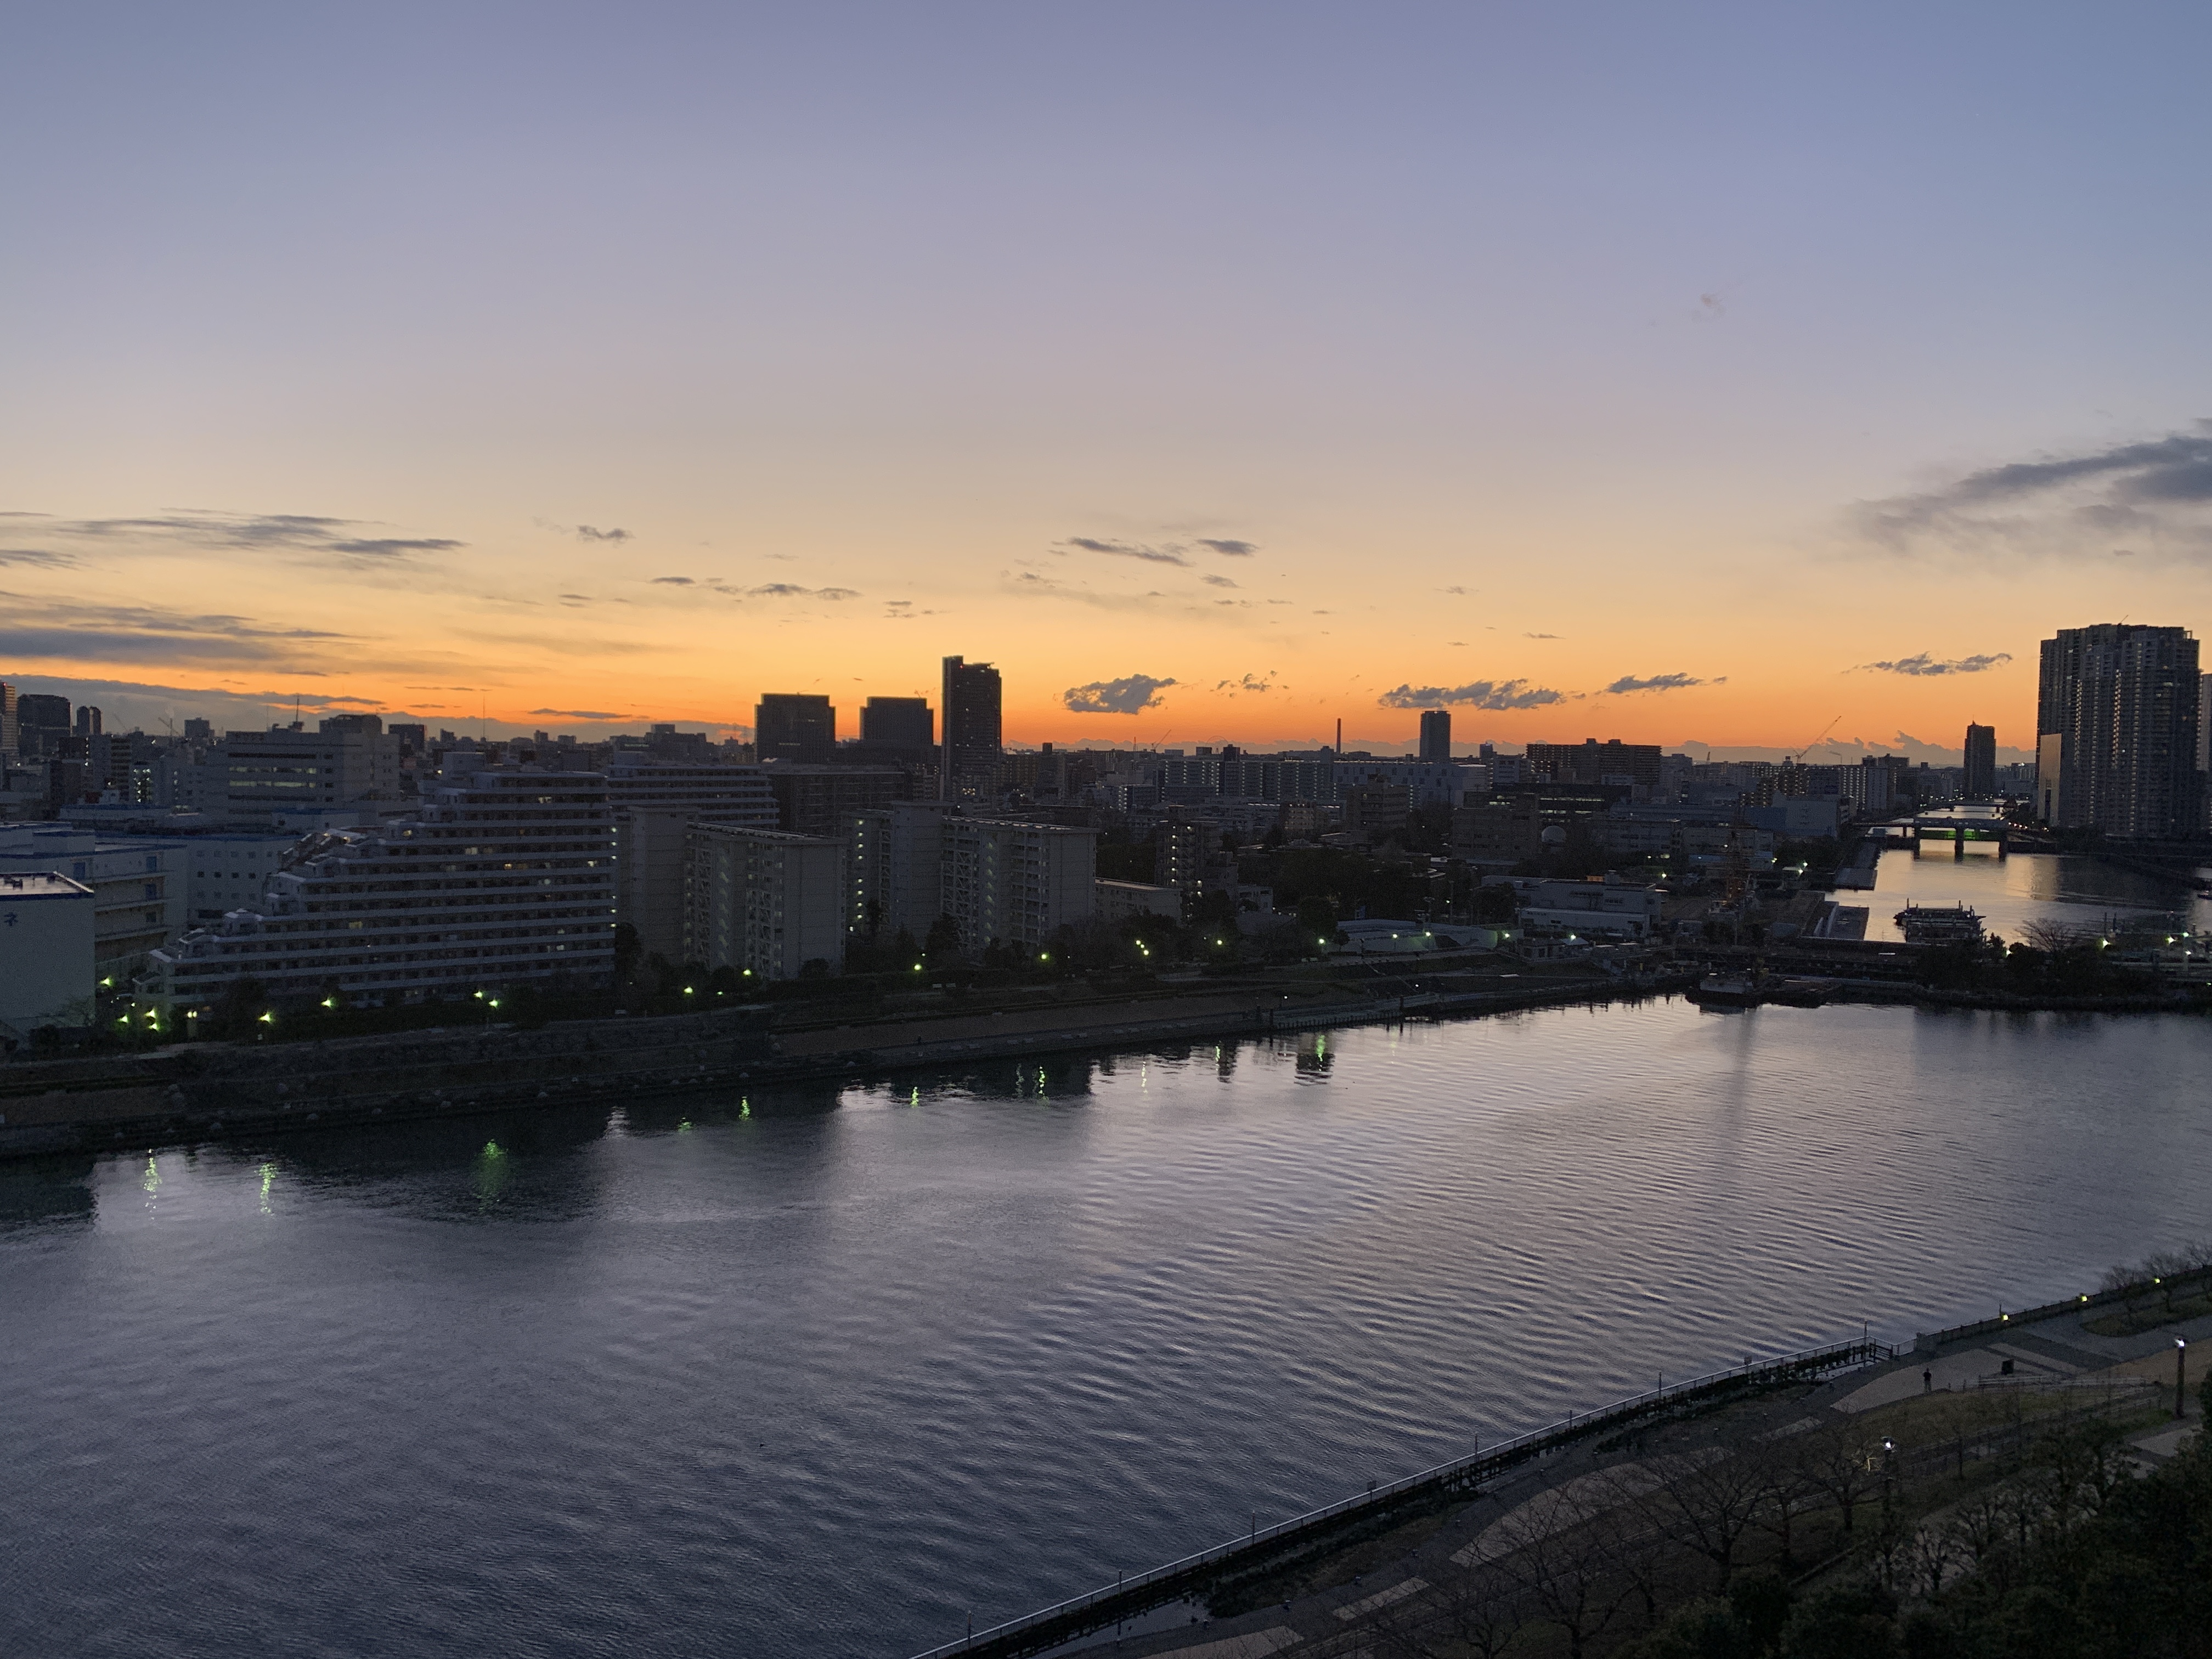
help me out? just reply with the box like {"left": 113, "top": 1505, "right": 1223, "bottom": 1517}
{"left": 1790, "top": 714, "right": 1842, "bottom": 768}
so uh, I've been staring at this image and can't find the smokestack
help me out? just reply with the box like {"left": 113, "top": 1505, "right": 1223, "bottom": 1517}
{"left": 1335, "top": 717, "right": 1342, "bottom": 756}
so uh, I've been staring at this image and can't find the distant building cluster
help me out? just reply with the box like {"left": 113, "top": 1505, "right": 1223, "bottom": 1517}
{"left": 0, "top": 620, "right": 2203, "bottom": 1040}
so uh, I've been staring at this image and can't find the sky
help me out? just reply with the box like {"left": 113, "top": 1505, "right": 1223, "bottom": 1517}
{"left": 4, "top": 3, "right": 2211, "bottom": 761}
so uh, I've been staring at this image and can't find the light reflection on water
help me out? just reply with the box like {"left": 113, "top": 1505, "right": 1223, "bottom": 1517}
{"left": 1850, "top": 847, "right": 2208, "bottom": 942}
{"left": 2, "top": 1000, "right": 2208, "bottom": 1658}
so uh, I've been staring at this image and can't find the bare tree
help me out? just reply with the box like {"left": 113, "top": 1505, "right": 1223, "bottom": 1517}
{"left": 1635, "top": 1449, "right": 1771, "bottom": 1591}
{"left": 1751, "top": 1435, "right": 1824, "bottom": 1571}
{"left": 1364, "top": 1561, "right": 1522, "bottom": 1659}
{"left": 1799, "top": 1417, "right": 1886, "bottom": 1534}
{"left": 1488, "top": 1487, "right": 1632, "bottom": 1659}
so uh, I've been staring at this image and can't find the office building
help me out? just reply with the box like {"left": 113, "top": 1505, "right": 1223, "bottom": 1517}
{"left": 1418, "top": 708, "right": 1452, "bottom": 763}
{"left": 17, "top": 693, "right": 70, "bottom": 760}
{"left": 75, "top": 705, "right": 102, "bottom": 737}
{"left": 0, "top": 825, "right": 186, "bottom": 981}
{"left": 0, "top": 872, "right": 95, "bottom": 1040}
{"left": 0, "top": 681, "right": 14, "bottom": 760}
{"left": 940, "top": 817, "right": 1096, "bottom": 953}
{"left": 2036, "top": 624, "right": 2202, "bottom": 838}
{"left": 860, "top": 696, "right": 934, "bottom": 752}
{"left": 765, "top": 764, "right": 906, "bottom": 839}
{"left": 939, "top": 657, "right": 1002, "bottom": 799}
{"left": 755, "top": 693, "right": 836, "bottom": 764}
{"left": 1525, "top": 739, "right": 1664, "bottom": 788}
{"left": 183, "top": 728, "right": 403, "bottom": 823}
{"left": 1962, "top": 724, "right": 1997, "bottom": 799}
{"left": 144, "top": 769, "right": 617, "bottom": 1011}
{"left": 684, "top": 823, "right": 847, "bottom": 980}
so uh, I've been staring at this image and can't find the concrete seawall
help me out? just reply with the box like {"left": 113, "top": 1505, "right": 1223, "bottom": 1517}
{"left": 0, "top": 978, "right": 1655, "bottom": 1160}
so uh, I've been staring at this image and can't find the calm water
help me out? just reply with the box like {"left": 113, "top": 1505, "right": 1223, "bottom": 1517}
{"left": 5, "top": 1000, "right": 2210, "bottom": 1658}
{"left": 1855, "top": 846, "right": 2209, "bottom": 942}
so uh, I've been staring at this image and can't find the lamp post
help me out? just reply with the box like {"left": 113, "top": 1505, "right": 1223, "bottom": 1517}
{"left": 2177, "top": 1338, "right": 2190, "bottom": 1421}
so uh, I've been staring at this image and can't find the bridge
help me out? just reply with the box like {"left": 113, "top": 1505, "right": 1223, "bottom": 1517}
{"left": 1911, "top": 810, "right": 2008, "bottom": 858}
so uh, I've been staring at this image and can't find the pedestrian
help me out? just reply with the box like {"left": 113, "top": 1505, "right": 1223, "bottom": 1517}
{"left": 1923, "top": 1367, "right": 1933, "bottom": 1393}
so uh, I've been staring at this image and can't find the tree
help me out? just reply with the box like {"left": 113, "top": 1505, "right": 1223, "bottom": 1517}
{"left": 1799, "top": 1418, "right": 1886, "bottom": 1536}
{"left": 1640, "top": 1448, "right": 1773, "bottom": 1591}
{"left": 924, "top": 915, "right": 963, "bottom": 964}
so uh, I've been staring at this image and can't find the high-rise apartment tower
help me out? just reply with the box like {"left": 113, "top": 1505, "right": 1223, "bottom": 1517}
{"left": 2036, "top": 624, "right": 2201, "bottom": 838}
{"left": 1962, "top": 723, "right": 1997, "bottom": 799}
{"left": 939, "top": 657, "right": 1002, "bottom": 799}
{"left": 1418, "top": 708, "right": 1452, "bottom": 763}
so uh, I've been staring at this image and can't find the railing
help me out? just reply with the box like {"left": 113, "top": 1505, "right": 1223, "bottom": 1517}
{"left": 908, "top": 1335, "right": 1888, "bottom": 1659}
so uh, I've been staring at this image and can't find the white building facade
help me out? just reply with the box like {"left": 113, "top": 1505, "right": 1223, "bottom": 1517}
{"left": 684, "top": 823, "right": 848, "bottom": 980}
{"left": 143, "top": 770, "right": 616, "bottom": 1011}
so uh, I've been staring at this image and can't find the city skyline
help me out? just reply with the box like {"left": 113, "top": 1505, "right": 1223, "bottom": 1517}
{"left": 4, "top": 8, "right": 2210, "bottom": 753}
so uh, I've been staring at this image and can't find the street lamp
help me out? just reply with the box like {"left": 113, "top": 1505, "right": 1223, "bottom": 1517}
{"left": 2177, "top": 1338, "right": 2190, "bottom": 1420}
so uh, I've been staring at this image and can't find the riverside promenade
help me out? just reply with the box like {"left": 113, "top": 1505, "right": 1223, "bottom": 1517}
{"left": 915, "top": 1262, "right": 2212, "bottom": 1659}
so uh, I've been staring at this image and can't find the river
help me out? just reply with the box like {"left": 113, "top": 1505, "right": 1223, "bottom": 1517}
{"left": 4, "top": 991, "right": 2209, "bottom": 1658}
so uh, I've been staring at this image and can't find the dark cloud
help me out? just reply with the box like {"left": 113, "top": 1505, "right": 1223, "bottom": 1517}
{"left": 326, "top": 537, "right": 465, "bottom": 558}
{"left": 1600, "top": 672, "right": 1709, "bottom": 695}
{"left": 1855, "top": 422, "right": 2212, "bottom": 558}
{"left": 1214, "top": 672, "right": 1279, "bottom": 696}
{"left": 575, "top": 525, "right": 630, "bottom": 542}
{"left": 1855, "top": 651, "right": 2013, "bottom": 677}
{"left": 1060, "top": 536, "right": 1191, "bottom": 566}
{"left": 1201, "top": 573, "right": 1238, "bottom": 588}
{"left": 0, "top": 594, "right": 353, "bottom": 669}
{"left": 1377, "top": 680, "right": 1565, "bottom": 710}
{"left": 1195, "top": 539, "right": 1257, "bottom": 556}
{"left": 1063, "top": 674, "right": 1177, "bottom": 714}
{"left": 651, "top": 576, "right": 696, "bottom": 585}
{"left": 528, "top": 707, "right": 627, "bottom": 720}
{"left": 32, "top": 510, "right": 466, "bottom": 566}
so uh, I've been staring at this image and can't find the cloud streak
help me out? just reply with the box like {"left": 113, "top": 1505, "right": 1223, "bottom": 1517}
{"left": 1600, "top": 672, "right": 1711, "bottom": 695}
{"left": 0, "top": 594, "right": 354, "bottom": 669}
{"left": 1377, "top": 679, "right": 1565, "bottom": 710}
{"left": 27, "top": 510, "right": 465, "bottom": 566}
{"left": 1063, "top": 674, "right": 1176, "bottom": 714}
{"left": 1855, "top": 651, "right": 2013, "bottom": 676}
{"left": 1854, "top": 422, "right": 2212, "bottom": 560}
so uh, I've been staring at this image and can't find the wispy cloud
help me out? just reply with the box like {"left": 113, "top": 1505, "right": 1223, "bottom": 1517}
{"left": 1855, "top": 651, "right": 2013, "bottom": 676}
{"left": 1195, "top": 538, "right": 1257, "bottom": 556}
{"left": 528, "top": 707, "right": 627, "bottom": 720}
{"left": 1854, "top": 422, "right": 2212, "bottom": 560}
{"left": 1060, "top": 536, "right": 1190, "bottom": 566}
{"left": 30, "top": 510, "right": 465, "bottom": 566}
{"left": 651, "top": 575, "right": 696, "bottom": 585}
{"left": 1201, "top": 573, "right": 1239, "bottom": 588}
{"left": 1063, "top": 673, "right": 1177, "bottom": 714}
{"left": 574, "top": 525, "right": 630, "bottom": 542}
{"left": 0, "top": 548, "right": 78, "bottom": 568}
{"left": 1377, "top": 679, "right": 1565, "bottom": 710}
{"left": 1600, "top": 672, "right": 1711, "bottom": 695}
